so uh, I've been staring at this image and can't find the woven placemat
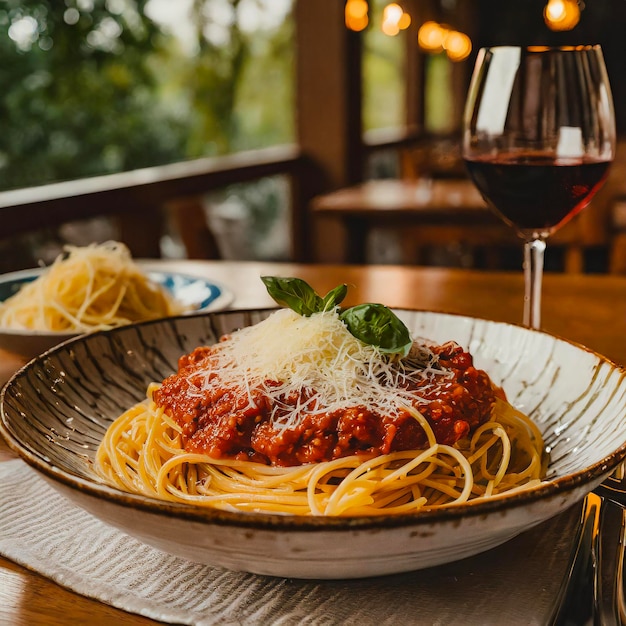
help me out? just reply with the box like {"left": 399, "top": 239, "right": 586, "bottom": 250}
{"left": 0, "top": 458, "right": 582, "bottom": 625}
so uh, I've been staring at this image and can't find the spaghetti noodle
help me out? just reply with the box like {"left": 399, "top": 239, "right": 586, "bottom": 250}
{"left": 0, "top": 241, "right": 186, "bottom": 332}
{"left": 96, "top": 307, "right": 546, "bottom": 516}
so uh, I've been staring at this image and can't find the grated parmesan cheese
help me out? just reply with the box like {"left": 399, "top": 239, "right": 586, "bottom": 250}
{"left": 187, "top": 308, "right": 452, "bottom": 430}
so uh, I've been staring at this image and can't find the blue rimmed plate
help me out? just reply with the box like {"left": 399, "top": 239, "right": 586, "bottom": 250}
{"left": 0, "top": 266, "right": 233, "bottom": 359}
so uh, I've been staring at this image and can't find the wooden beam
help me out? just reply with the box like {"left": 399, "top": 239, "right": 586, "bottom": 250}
{"left": 294, "top": 0, "right": 364, "bottom": 262}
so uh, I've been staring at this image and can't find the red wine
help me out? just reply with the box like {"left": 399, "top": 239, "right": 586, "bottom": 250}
{"left": 464, "top": 154, "right": 611, "bottom": 234}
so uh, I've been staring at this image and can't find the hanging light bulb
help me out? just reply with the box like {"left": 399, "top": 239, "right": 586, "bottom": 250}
{"left": 417, "top": 21, "right": 447, "bottom": 53}
{"left": 444, "top": 30, "right": 472, "bottom": 61}
{"left": 346, "top": 0, "right": 369, "bottom": 32}
{"left": 382, "top": 3, "right": 411, "bottom": 36}
{"left": 398, "top": 12, "right": 411, "bottom": 30}
{"left": 417, "top": 21, "right": 471, "bottom": 62}
{"left": 544, "top": 0, "right": 581, "bottom": 31}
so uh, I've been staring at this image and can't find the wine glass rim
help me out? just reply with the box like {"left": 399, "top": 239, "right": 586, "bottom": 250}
{"left": 479, "top": 44, "right": 603, "bottom": 53}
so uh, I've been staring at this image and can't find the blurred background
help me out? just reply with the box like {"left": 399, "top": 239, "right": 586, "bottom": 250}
{"left": 1, "top": 0, "right": 625, "bottom": 274}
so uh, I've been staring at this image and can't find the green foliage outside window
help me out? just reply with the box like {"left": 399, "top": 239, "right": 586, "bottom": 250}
{"left": 0, "top": 0, "right": 294, "bottom": 191}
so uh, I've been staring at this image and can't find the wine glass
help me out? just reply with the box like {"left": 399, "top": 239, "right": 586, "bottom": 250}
{"left": 462, "top": 45, "right": 616, "bottom": 329}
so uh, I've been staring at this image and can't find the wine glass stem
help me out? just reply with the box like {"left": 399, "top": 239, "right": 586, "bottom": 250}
{"left": 523, "top": 238, "right": 547, "bottom": 329}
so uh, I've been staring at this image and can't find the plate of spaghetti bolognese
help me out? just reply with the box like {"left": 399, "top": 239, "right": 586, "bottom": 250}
{"left": 1, "top": 295, "right": 626, "bottom": 579}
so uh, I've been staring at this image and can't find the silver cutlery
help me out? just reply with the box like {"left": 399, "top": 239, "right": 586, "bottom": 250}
{"left": 593, "top": 466, "right": 626, "bottom": 625}
{"left": 556, "top": 466, "right": 626, "bottom": 625}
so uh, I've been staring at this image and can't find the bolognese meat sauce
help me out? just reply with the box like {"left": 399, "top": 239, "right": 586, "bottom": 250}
{"left": 153, "top": 339, "right": 501, "bottom": 467}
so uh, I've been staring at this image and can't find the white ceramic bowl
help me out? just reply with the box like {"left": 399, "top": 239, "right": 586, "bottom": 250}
{"left": 0, "top": 267, "right": 232, "bottom": 359}
{"left": 2, "top": 309, "right": 626, "bottom": 579}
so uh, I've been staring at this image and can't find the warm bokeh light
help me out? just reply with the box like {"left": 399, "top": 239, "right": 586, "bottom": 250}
{"left": 544, "top": 0, "right": 581, "bottom": 31}
{"left": 346, "top": 2, "right": 577, "bottom": 47}
{"left": 398, "top": 13, "right": 411, "bottom": 30}
{"left": 347, "top": 0, "right": 369, "bottom": 19}
{"left": 382, "top": 22, "right": 400, "bottom": 36}
{"left": 346, "top": 0, "right": 369, "bottom": 31}
{"left": 383, "top": 3, "right": 403, "bottom": 21}
{"left": 346, "top": 4, "right": 469, "bottom": 56}
{"left": 381, "top": 3, "right": 411, "bottom": 36}
{"left": 418, "top": 21, "right": 471, "bottom": 62}
{"left": 443, "top": 30, "right": 472, "bottom": 61}
{"left": 417, "top": 20, "right": 447, "bottom": 52}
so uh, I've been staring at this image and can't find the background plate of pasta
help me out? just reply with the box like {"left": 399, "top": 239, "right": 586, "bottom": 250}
{"left": 0, "top": 242, "right": 232, "bottom": 359}
{"left": 2, "top": 305, "right": 626, "bottom": 579}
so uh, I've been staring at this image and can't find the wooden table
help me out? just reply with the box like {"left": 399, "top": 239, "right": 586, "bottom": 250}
{"left": 311, "top": 178, "right": 519, "bottom": 264}
{"left": 2, "top": 259, "right": 626, "bottom": 625}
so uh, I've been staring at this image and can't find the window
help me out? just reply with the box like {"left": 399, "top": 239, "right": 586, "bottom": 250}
{"left": 0, "top": 1, "right": 296, "bottom": 268}
{"left": 0, "top": 0, "right": 295, "bottom": 191}
{"left": 424, "top": 53, "right": 455, "bottom": 134}
{"left": 361, "top": 0, "right": 406, "bottom": 132}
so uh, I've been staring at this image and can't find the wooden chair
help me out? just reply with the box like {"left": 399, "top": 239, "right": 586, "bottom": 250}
{"left": 165, "top": 196, "right": 222, "bottom": 260}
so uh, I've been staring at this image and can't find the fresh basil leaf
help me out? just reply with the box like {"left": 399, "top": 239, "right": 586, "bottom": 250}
{"left": 321, "top": 283, "right": 348, "bottom": 311}
{"left": 340, "top": 303, "right": 412, "bottom": 356}
{"left": 261, "top": 276, "right": 412, "bottom": 356}
{"left": 261, "top": 276, "right": 323, "bottom": 316}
